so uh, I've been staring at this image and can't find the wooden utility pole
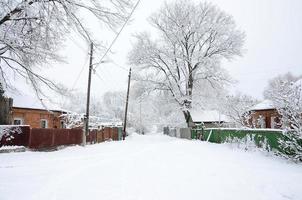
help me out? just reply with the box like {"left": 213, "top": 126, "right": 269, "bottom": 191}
{"left": 83, "top": 42, "right": 94, "bottom": 146}
{"left": 123, "top": 68, "right": 131, "bottom": 140}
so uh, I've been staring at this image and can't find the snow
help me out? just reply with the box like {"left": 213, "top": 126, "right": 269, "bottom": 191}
{"left": 0, "top": 145, "right": 25, "bottom": 150}
{"left": 249, "top": 99, "right": 275, "bottom": 111}
{"left": 0, "top": 133, "right": 301, "bottom": 200}
{"left": 190, "top": 110, "right": 231, "bottom": 122}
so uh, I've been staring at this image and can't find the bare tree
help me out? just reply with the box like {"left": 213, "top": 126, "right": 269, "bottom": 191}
{"left": 129, "top": 0, "right": 245, "bottom": 127}
{"left": 102, "top": 91, "right": 124, "bottom": 120}
{"left": 0, "top": 0, "right": 132, "bottom": 96}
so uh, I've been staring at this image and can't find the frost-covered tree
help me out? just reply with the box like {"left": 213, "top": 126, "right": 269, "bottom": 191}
{"left": 128, "top": 0, "right": 245, "bottom": 127}
{"left": 0, "top": 0, "right": 132, "bottom": 95}
{"left": 266, "top": 76, "right": 302, "bottom": 161}
{"left": 263, "top": 72, "right": 302, "bottom": 99}
{"left": 62, "top": 91, "right": 104, "bottom": 116}
{"left": 219, "top": 93, "right": 258, "bottom": 127}
{"left": 128, "top": 82, "right": 184, "bottom": 133}
{"left": 102, "top": 91, "right": 124, "bottom": 120}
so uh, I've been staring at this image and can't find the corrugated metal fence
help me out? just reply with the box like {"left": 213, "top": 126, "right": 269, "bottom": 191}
{"left": 0, "top": 126, "right": 122, "bottom": 149}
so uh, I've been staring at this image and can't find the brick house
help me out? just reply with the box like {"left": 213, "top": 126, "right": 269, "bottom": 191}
{"left": 247, "top": 99, "right": 281, "bottom": 129}
{"left": 8, "top": 93, "right": 67, "bottom": 128}
{"left": 12, "top": 107, "right": 66, "bottom": 128}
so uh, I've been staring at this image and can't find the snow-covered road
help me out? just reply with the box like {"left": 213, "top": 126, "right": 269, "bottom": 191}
{"left": 1, "top": 133, "right": 302, "bottom": 200}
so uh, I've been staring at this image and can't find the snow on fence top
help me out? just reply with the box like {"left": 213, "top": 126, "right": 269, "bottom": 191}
{"left": 203, "top": 127, "right": 283, "bottom": 132}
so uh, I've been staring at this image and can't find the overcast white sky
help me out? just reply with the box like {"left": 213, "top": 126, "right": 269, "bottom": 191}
{"left": 19, "top": 0, "right": 302, "bottom": 102}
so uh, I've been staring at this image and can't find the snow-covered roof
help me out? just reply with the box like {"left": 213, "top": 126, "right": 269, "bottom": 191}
{"left": 190, "top": 110, "right": 231, "bottom": 123}
{"left": 6, "top": 92, "right": 66, "bottom": 112}
{"left": 248, "top": 99, "right": 275, "bottom": 111}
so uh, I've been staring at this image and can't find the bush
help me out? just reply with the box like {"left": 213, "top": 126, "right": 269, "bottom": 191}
{"left": 278, "top": 131, "right": 302, "bottom": 162}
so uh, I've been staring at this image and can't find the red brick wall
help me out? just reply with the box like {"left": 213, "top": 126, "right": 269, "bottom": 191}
{"left": 12, "top": 108, "right": 63, "bottom": 128}
{"left": 248, "top": 109, "right": 281, "bottom": 129}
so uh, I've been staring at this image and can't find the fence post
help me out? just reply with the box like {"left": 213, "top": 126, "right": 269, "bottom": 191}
{"left": 28, "top": 128, "right": 32, "bottom": 148}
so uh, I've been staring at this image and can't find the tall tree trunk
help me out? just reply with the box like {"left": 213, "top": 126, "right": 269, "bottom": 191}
{"left": 183, "top": 69, "right": 194, "bottom": 128}
{"left": 183, "top": 110, "right": 194, "bottom": 128}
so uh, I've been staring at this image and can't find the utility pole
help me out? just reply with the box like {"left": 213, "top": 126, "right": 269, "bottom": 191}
{"left": 123, "top": 68, "right": 131, "bottom": 140}
{"left": 83, "top": 42, "right": 94, "bottom": 146}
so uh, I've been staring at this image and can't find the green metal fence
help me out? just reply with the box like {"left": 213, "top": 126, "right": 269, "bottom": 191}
{"left": 191, "top": 128, "right": 285, "bottom": 152}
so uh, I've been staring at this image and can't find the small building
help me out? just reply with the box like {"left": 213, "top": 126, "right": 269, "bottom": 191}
{"left": 12, "top": 107, "right": 66, "bottom": 128}
{"left": 190, "top": 110, "right": 231, "bottom": 128}
{"left": 246, "top": 99, "right": 281, "bottom": 129}
{"left": 9, "top": 93, "right": 67, "bottom": 128}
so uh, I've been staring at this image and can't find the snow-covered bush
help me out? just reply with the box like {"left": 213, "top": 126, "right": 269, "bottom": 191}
{"left": 225, "top": 135, "right": 271, "bottom": 152}
{"left": 278, "top": 131, "right": 302, "bottom": 162}
{"left": 265, "top": 76, "right": 302, "bottom": 162}
{"left": 61, "top": 112, "right": 84, "bottom": 129}
{"left": 0, "top": 125, "right": 23, "bottom": 147}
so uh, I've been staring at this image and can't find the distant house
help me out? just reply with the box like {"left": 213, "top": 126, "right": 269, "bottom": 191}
{"left": 190, "top": 110, "right": 231, "bottom": 128}
{"left": 246, "top": 99, "right": 281, "bottom": 129}
{"left": 9, "top": 93, "right": 67, "bottom": 128}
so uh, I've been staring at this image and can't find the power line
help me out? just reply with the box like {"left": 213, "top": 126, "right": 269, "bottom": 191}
{"left": 94, "top": 70, "right": 111, "bottom": 87}
{"left": 70, "top": 53, "right": 89, "bottom": 91}
{"left": 111, "top": 60, "right": 129, "bottom": 71}
{"left": 94, "top": 0, "right": 141, "bottom": 69}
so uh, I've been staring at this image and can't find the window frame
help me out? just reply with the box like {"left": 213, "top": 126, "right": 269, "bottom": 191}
{"left": 40, "top": 119, "right": 48, "bottom": 128}
{"left": 13, "top": 118, "right": 23, "bottom": 125}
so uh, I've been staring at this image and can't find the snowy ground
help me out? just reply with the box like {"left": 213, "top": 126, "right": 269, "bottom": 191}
{"left": 1, "top": 133, "right": 302, "bottom": 200}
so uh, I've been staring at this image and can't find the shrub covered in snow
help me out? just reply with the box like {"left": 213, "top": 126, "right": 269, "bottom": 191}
{"left": 265, "top": 77, "right": 302, "bottom": 162}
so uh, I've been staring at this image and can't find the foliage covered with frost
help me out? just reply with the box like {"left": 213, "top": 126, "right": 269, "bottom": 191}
{"left": 265, "top": 74, "right": 302, "bottom": 162}
{"left": 219, "top": 93, "right": 259, "bottom": 127}
{"left": 129, "top": 0, "right": 245, "bottom": 126}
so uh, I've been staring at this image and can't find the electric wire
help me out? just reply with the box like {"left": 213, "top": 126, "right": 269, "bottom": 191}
{"left": 94, "top": 0, "right": 142, "bottom": 69}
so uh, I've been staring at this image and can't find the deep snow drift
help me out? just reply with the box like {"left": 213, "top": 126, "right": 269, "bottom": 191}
{"left": 1, "top": 133, "right": 301, "bottom": 200}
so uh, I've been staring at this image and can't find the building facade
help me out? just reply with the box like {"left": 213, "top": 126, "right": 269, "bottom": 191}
{"left": 12, "top": 107, "right": 66, "bottom": 128}
{"left": 247, "top": 100, "right": 281, "bottom": 129}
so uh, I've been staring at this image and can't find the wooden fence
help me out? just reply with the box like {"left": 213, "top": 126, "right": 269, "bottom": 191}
{"left": 0, "top": 126, "right": 121, "bottom": 149}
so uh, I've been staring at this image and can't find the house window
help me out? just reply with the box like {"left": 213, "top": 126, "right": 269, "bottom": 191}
{"left": 13, "top": 118, "right": 23, "bottom": 125}
{"left": 40, "top": 119, "right": 48, "bottom": 128}
{"left": 60, "top": 120, "right": 66, "bottom": 128}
